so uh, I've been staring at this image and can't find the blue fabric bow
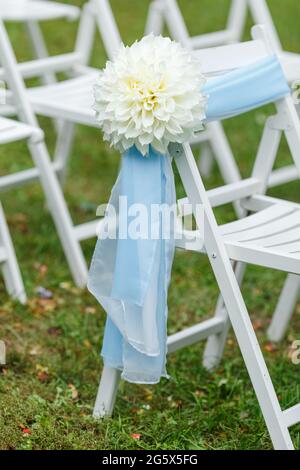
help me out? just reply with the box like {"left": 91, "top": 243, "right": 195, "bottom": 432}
{"left": 88, "top": 55, "right": 290, "bottom": 384}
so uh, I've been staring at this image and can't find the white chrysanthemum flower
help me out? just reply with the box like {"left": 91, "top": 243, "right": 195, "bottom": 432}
{"left": 93, "top": 34, "right": 207, "bottom": 156}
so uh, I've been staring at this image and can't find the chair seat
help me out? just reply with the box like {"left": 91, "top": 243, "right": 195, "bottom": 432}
{"left": 177, "top": 202, "right": 300, "bottom": 275}
{"left": 0, "top": 117, "right": 42, "bottom": 144}
{"left": 0, "top": 0, "right": 79, "bottom": 22}
{"left": 28, "top": 72, "right": 99, "bottom": 127}
{"left": 221, "top": 203, "right": 300, "bottom": 274}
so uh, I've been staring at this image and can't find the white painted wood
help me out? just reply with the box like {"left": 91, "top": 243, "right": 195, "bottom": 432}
{"left": 0, "top": 20, "right": 88, "bottom": 287}
{"left": 203, "top": 262, "right": 246, "bottom": 370}
{"left": 172, "top": 141, "right": 294, "bottom": 449}
{"left": 283, "top": 404, "right": 300, "bottom": 429}
{"left": 94, "top": 30, "right": 300, "bottom": 445}
{"left": 0, "top": 0, "right": 79, "bottom": 22}
{"left": 0, "top": 340, "right": 5, "bottom": 365}
{"left": 147, "top": 0, "right": 300, "bottom": 188}
{"left": 268, "top": 274, "right": 300, "bottom": 342}
{"left": 0, "top": 202, "right": 26, "bottom": 303}
{"left": 93, "top": 366, "right": 121, "bottom": 418}
{"left": 167, "top": 317, "right": 225, "bottom": 354}
{"left": 0, "top": 1, "right": 126, "bottom": 285}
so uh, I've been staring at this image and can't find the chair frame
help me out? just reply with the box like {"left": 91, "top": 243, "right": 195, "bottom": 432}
{"left": 92, "top": 26, "right": 300, "bottom": 450}
{"left": 145, "top": 0, "right": 300, "bottom": 341}
{"left": 0, "top": 0, "right": 123, "bottom": 285}
{"left": 0, "top": 19, "right": 90, "bottom": 287}
{"left": 145, "top": 0, "right": 300, "bottom": 189}
{"left": 0, "top": 197, "right": 26, "bottom": 304}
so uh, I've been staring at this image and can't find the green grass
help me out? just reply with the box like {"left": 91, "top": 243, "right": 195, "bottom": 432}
{"left": 1, "top": 0, "right": 300, "bottom": 450}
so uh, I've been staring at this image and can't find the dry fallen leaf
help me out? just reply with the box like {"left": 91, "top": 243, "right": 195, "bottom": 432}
{"left": 29, "top": 345, "right": 42, "bottom": 356}
{"left": 264, "top": 343, "right": 277, "bottom": 353}
{"left": 68, "top": 383, "right": 79, "bottom": 400}
{"left": 84, "top": 307, "right": 97, "bottom": 315}
{"left": 28, "top": 298, "right": 58, "bottom": 315}
{"left": 253, "top": 320, "right": 263, "bottom": 331}
{"left": 83, "top": 339, "right": 92, "bottom": 349}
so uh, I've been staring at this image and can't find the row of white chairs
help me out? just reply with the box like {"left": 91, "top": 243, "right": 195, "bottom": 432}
{"left": 95, "top": 24, "right": 300, "bottom": 450}
{"left": 144, "top": 0, "right": 300, "bottom": 344}
{"left": 1, "top": 0, "right": 297, "bottom": 342}
{"left": 1, "top": 0, "right": 300, "bottom": 449}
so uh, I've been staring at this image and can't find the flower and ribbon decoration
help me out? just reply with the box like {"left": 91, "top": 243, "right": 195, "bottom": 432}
{"left": 88, "top": 34, "right": 290, "bottom": 384}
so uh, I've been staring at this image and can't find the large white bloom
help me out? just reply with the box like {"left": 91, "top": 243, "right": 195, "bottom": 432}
{"left": 94, "top": 34, "right": 207, "bottom": 156}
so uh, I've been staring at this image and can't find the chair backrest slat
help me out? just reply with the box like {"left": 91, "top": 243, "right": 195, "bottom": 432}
{"left": 0, "top": 0, "right": 122, "bottom": 80}
{"left": 194, "top": 39, "right": 270, "bottom": 76}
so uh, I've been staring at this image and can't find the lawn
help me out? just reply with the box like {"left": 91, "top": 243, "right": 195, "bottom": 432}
{"left": 0, "top": 0, "right": 300, "bottom": 450}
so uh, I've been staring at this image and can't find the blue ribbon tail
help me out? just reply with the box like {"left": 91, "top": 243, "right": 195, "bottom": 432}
{"left": 88, "top": 146, "right": 176, "bottom": 384}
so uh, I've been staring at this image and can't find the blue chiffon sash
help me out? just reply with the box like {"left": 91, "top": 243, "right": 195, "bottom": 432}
{"left": 88, "top": 55, "right": 290, "bottom": 384}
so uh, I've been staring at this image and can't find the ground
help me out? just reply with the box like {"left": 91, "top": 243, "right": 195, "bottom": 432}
{"left": 0, "top": 0, "right": 300, "bottom": 450}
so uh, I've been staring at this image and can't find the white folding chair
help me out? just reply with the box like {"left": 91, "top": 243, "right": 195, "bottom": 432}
{"left": 0, "top": 117, "right": 39, "bottom": 304}
{"left": 146, "top": 0, "right": 243, "bottom": 202}
{"left": 146, "top": 0, "right": 247, "bottom": 49}
{"left": 0, "top": 201, "right": 26, "bottom": 304}
{"left": 0, "top": 20, "right": 92, "bottom": 287}
{"left": 93, "top": 26, "right": 300, "bottom": 450}
{"left": 146, "top": 0, "right": 300, "bottom": 341}
{"left": 0, "top": 0, "right": 80, "bottom": 86}
{"left": 146, "top": 0, "right": 300, "bottom": 189}
{"left": 0, "top": 0, "right": 121, "bottom": 185}
{"left": 146, "top": 0, "right": 300, "bottom": 82}
{"left": 0, "top": 1, "right": 124, "bottom": 285}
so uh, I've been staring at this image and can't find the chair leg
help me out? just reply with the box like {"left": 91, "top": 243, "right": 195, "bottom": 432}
{"left": 0, "top": 203, "right": 26, "bottom": 304}
{"left": 210, "top": 257, "right": 294, "bottom": 449}
{"left": 29, "top": 140, "right": 88, "bottom": 287}
{"left": 93, "top": 366, "right": 121, "bottom": 418}
{"left": 268, "top": 274, "right": 300, "bottom": 342}
{"left": 145, "top": 0, "right": 165, "bottom": 35}
{"left": 198, "top": 142, "right": 214, "bottom": 178}
{"left": 203, "top": 262, "right": 246, "bottom": 370}
{"left": 207, "top": 122, "right": 243, "bottom": 218}
{"left": 54, "top": 121, "right": 75, "bottom": 185}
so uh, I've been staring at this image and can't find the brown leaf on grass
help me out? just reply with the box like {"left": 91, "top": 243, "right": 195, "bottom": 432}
{"left": 130, "top": 433, "right": 141, "bottom": 440}
{"left": 36, "top": 364, "right": 50, "bottom": 382}
{"left": 37, "top": 371, "right": 49, "bottom": 382}
{"left": 83, "top": 339, "right": 92, "bottom": 349}
{"left": 29, "top": 345, "right": 42, "bottom": 356}
{"left": 253, "top": 319, "right": 263, "bottom": 331}
{"left": 68, "top": 383, "right": 79, "bottom": 400}
{"left": 84, "top": 307, "right": 97, "bottom": 315}
{"left": 47, "top": 326, "right": 63, "bottom": 336}
{"left": 264, "top": 343, "right": 278, "bottom": 353}
{"left": 9, "top": 213, "right": 29, "bottom": 234}
{"left": 33, "top": 263, "right": 48, "bottom": 278}
{"left": 28, "top": 298, "right": 58, "bottom": 315}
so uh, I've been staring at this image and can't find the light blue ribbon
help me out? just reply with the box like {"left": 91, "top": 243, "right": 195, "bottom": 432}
{"left": 88, "top": 55, "right": 290, "bottom": 384}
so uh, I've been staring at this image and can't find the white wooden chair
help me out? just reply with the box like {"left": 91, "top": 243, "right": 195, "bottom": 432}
{"left": 146, "top": 0, "right": 300, "bottom": 341}
{"left": 146, "top": 0, "right": 300, "bottom": 189}
{"left": 146, "top": 0, "right": 243, "bottom": 200}
{"left": 0, "top": 0, "right": 80, "bottom": 87}
{"left": 0, "top": 19, "right": 92, "bottom": 287}
{"left": 0, "top": 201, "right": 26, "bottom": 304}
{"left": 0, "top": 0, "right": 243, "bottom": 217}
{"left": 146, "top": 0, "right": 300, "bottom": 82}
{"left": 93, "top": 26, "right": 300, "bottom": 450}
{"left": 0, "top": 1, "right": 125, "bottom": 285}
{"left": 0, "top": 0, "right": 121, "bottom": 189}
{"left": 0, "top": 117, "right": 40, "bottom": 304}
